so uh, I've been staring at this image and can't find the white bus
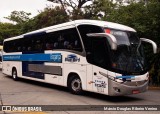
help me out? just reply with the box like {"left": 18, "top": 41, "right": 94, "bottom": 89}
{"left": 2, "top": 20, "right": 157, "bottom": 96}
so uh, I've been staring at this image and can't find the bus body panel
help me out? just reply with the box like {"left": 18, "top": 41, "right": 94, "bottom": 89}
{"left": 91, "top": 65, "right": 109, "bottom": 94}
{"left": 62, "top": 51, "right": 87, "bottom": 89}
{"left": 2, "top": 52, "right": 22, "bottom": 77}
{"left": 86, "top": 65, "right": 92, "bottom": 91}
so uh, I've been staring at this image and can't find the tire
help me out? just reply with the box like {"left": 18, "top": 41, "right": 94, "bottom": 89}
{"left": 68, "top": 76, "right": 83, "bottom": 95}
{"left": 12, "top": 68, "right": 18, "bottom": 81}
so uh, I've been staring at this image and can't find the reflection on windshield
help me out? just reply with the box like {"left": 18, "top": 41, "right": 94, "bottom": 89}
{"left": 112, "top": 47, "right": 145, "bottom": 74}
{"left": 108, "top": 29, "right": 147, "bottom": 74}
{"left": 111, "top": 30, "right": 130, "bottom": 45}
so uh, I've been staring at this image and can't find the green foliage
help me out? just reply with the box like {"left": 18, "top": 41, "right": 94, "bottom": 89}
{"left": 48, "top": 0, "right": 93, "bottom": 19}
{"left": 0, "top": 22, "right": 20, "bottom": 42}
{"left": 0, "top": 11, "right": 32, "bottom": 40}
{"left": 21, "top": 6, "right": 69, "bottom": 33}
{"left": 47, "top": 0, "right": 92, "bottom": 10}
{"left": 149, "top": 53, "right": 160, "bottom": 86}
{"left": 84, "top": 0, "right": 116, "bottom": 20}
{"left": 0, "top": 7, "right": 69, "bottom": 38}
{"left": 5, "top": 11, "right": 31, "bottom": 24}
{"left": 33, "top": 6, "right": 69, "bottom": 29}
{"left": 108, "top": 1, "right": 160, "bottom": 43}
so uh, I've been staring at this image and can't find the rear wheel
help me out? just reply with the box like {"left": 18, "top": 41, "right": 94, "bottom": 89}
{"left": 12, "top": 68, "right": 18, "bottom": 81}
{"left": 68, "top": 76, "right": 82, "bottom": 95}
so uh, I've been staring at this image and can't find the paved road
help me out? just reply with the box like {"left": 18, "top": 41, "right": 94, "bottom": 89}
{"left": 0, "top": 71, "right": 160, "bottom": 114}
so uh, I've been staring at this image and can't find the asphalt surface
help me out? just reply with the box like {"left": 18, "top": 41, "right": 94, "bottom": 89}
{"left": 0, "top": 71, "right": 160, "bottom": 114}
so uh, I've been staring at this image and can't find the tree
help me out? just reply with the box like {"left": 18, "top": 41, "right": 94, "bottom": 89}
{"left": 48, "top": 0, "right": 92, "bottom": 10}
{"left": 30, "top": 6, "right": 69, "bottom": 30}
{"left": 5, "top": 11, "right": 31, "bottom": 24}
{"left": 107, "top": 0, "right": 160, "bottom": 43}
{"left": 83, "top": 0, "right": 116, "bottom": 20}
{"left": 0, "top": 22, "right": 20, "bottom": 41}
{"left": 47, "top": 0, "right": 93, "bottom": 19}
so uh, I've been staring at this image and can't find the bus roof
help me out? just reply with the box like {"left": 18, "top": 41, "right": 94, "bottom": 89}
{"left": 74, "top": 20, "right": 136, "bottom": 32}
{"left": 4, "top": 19, "right": 136, "bottom": 42}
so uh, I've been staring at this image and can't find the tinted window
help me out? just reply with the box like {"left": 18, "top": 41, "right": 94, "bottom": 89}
{"left": 4, "top": 39, "right": 22, "bottom": 52}
{"left": 78, "top": 25, "right": 111, "bottom": 68}
{"left": 4, "top": 28, "right": 82, "bottom": 53}
{"left": 92, "top": 38, "right": 111, "bottom": 68}
{"left": 77, "top": 25, "right": 104, "bottom": 53}
{"left": 4, "top": 33, "right": 46, "bottom": 53}
{"left": 46, "top": 28, "right": 82, "bottom": 52}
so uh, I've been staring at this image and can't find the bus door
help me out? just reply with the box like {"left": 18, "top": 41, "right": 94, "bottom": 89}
{"left": 87, "top": 38, "right": 110, "bottom": 94}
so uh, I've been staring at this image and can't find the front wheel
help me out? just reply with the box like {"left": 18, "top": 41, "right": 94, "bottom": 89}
{"left": 68, "top": 76, "right": 82, "bottom": 95}
{"left": 12, "top": 68, "right": 18, "bottom": 81}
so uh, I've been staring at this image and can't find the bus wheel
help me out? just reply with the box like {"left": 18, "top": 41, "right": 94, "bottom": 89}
{"left": 12, "top": 68, "right": 18, "bottom": 81}
{"left": 68, "top": 76, "right": 82, "bottom": 95}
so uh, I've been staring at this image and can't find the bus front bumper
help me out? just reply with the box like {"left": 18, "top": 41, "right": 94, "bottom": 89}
{"left": 108, "top": 79, "right": 148, "bottom": 96}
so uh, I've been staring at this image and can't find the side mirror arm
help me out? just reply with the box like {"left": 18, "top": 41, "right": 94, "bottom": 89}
{"left": 87, "top": 33, "right": 117, "bottom": 50}
{"left": 140, "top": 38, "right": 157, "bottom": 54}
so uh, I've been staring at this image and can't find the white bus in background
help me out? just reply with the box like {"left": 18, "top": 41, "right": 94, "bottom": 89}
{"left": 2, "top": 20, "right": 157, "bottom": 96}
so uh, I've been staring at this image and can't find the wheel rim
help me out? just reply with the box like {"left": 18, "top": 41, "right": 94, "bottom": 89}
{"left": 71, "top": 79, "right": 81, "bottom": 91}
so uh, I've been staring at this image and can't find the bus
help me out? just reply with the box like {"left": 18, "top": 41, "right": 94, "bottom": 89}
{"left": 2, "top": 20, "right": 157, "bottom": 96}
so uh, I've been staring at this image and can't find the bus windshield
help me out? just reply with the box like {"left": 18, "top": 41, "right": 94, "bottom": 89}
{"left": 107, "top": 29, "right": 148, "bottom": 75}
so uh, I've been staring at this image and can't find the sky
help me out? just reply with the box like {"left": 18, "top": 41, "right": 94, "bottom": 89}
{"left": 0, "top": 0, "right": 54, "bottom": 23}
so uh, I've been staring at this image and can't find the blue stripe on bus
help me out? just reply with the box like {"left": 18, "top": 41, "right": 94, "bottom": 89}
{"left": 3, "top": 53, "right": 62, "bottom": 62}
{"left": 116, "top": 76, "right": 135, "bottom": 79}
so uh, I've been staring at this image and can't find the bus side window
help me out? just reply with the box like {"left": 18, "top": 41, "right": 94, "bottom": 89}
{"left": 53, "top": 42, "right": 58, "bottom": 48}
{"left": 57, "top": 35, "right": 64, "bottom": 49}
{"left": 61, "top": 28, "right": 82, "bottom": 52}
{"left": 35, "top": 40, "right": 42, "bottom": 51}
{"left": 64, "top": 40, "right": 69, "bottom": 49}
{"left": 77, "top": 25, "right": 104, "bottom": 63}
{"left": 46, "top": 32, "right": 59, "bottom": 50}
{"left": 46, "top": 42, "right": 53, "bottom": 50}
{"left": 47, "top": 28, "right": 82, "bottom": 52}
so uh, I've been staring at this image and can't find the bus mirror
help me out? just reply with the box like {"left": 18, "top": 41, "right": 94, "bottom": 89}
{"left": 140, "top": 38, "right": 157, "bottom": 54}
{"left": 87, "top": 33, "right": 117, "bottom": 50}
